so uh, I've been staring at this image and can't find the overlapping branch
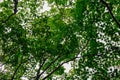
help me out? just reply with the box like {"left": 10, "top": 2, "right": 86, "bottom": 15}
{"left": 42, "top": 40, "right": 89, "bottom": 80}
{"left": 35, "top": 57, "right": 47, "bottom": 80}
{"left": 36, "top": 54, "right": 62, "bottom": 79}
{"left": 42, "top": 56, "right": 80, "bottom": 80}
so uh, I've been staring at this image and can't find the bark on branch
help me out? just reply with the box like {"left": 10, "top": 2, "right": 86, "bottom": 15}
{"left": 35, "top": 58, "right": 47, "bottom": 80}
{"left": 13, "top": 0, "right": 18, "bottom": 14}
{"left": 42, "top": 40, "right": 90, "bottom": 80}
{"left": 42, "top": 57, "right": 80, "bottom": 80}
{"left": 37, "top": 54, "right": 62, "bottom": 79}
{"left": 3, "top": 0, "right": 18, "bottom": 23}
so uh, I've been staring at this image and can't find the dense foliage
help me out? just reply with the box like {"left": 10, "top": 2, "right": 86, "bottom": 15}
{"left": 0, "top": 0, "right": 120, "bottom": 80}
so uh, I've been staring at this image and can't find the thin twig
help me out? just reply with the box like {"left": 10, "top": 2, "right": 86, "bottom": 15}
{"left": 35, "top": 58, "right": 47, "bottom": 80}
{"left": 100, "top": 0, "right": 120, "bottom": 27}
{"left": 11, "top": 63, "right": 21, "bottom": 80}
{"left": 38, "top": 54, "right": 62, "bottom": 78}
{"left": 42, "top": 57, "right": 80, "bottom": 80}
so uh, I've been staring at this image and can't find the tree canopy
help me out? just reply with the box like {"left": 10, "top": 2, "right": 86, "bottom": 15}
{"left": 0, "top": 0, "right": 120, "bottom": 80}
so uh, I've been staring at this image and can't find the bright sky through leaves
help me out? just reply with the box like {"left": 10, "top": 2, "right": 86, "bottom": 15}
{"left": 0, "top": 0, "right": 120, "bottom": 80}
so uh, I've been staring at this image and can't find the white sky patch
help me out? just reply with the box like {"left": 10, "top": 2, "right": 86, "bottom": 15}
{"left": 63, "top": 62, "right": 72, "bottom": 73}
{"left": 0, "top": 0, "right": 108, "bottom": 80}
{"left": 41, "top": 1, "right": 51, "bottom": 13}
{"left": 0, "top": 63, "right": 5, "bottom": 72}
{"left": 35, "top": 62, "right": 39, "bottom": 69}
{"left": 0, "top": 9, "right": 2, "bottom": 12}
{"left": 21, "top": 77, "right": 29, "bottom": 80}
{"left": 0, "top": 0, "right": 3, "bottom": 3}
{"left": 0, "top": 0, "right": 3, "bottom": 12}
{"left": 87, "top": 76, "right": 92, "bottom": 80}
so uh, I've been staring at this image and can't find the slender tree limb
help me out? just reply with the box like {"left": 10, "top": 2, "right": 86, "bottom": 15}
{"left": 2, "top": 0, "right": 18, "bottom": 23}
{"left": 13, "top": 0, "right": 18, "bottom": 14}
{"left": 100, "top": 0, "right": 120, "bottom": 27}
{"left": 11, "top": 63, "right": 22, "bottom": 80}
{"left": 42, "top": 40, "right": 90, "bottom": 80}
{"left": 38, "top": 54, "right": 62, "bottom": 78}
{"left": 10, "top": 55, "right": 31, "bottom": 80}
{"left": 42, "top": 56, "right": 80, "bottom": 80}
{"left": 35, "top": 58, "right": 47, "bottom": 80}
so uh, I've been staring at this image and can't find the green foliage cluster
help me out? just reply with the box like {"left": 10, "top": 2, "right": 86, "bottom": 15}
{"left": 0, "top": 0, "right": 120, "bottom": 80}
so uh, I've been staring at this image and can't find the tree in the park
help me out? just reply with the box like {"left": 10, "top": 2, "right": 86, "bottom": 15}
{"left": 0, "top": 0, "right": 120, "bottom": 80}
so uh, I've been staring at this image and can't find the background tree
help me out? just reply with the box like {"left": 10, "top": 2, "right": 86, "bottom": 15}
{"left": 0, "top": 0, "right": 120, "bottom": 80}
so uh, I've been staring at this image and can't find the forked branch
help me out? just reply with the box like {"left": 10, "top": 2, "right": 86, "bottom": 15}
{"left": 42, "top": 40, "right": 90, "bottom": 80}
{"left": 37, "top": 54, "right": 62, "bottom": 79}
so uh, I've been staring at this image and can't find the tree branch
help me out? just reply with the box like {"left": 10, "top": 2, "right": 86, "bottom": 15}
{"left": 42, "top": 40, "right": 90, "bottom": 80}
{"left": 38, "top": 54, "right": 62, "bottom": 78}
{"left": 100, "top": 0, "right": 120, "bottom": 27}
{"left": 11, "top": 62, "right": 22, "bottom": 80}
{"left": 42, "top": 56, "right": 80, "bottom": 80}
{"left": 2, "top": 0, "right": 18, "bottom": 23}
{"left": 13, "top": 0, "right": 18, "bottom": 14}
{"left": 10, "top": 56, "right": 30, "bottom": 80}
{"left": 35, "top": 58, "right": 47, "bottom": 80}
